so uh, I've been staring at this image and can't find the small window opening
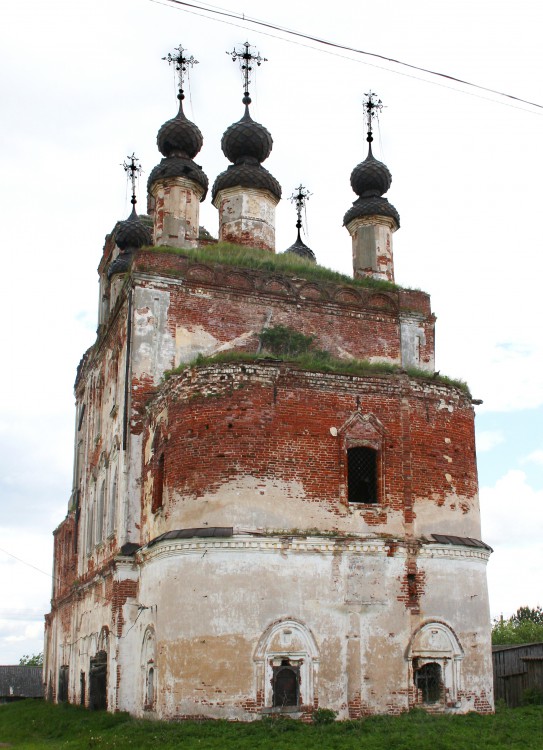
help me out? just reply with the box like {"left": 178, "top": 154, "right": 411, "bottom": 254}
{"left": 347, "top": 446, "right": 377, "bottom": 503}
{"left": 407, "top": 573, "right": 417, "bottom": 600}
{"left": 58, "top": 665, "right": 69, "bottom": 703}
{"left": 414, "top": 662, "right": 442, "bottom": 704}
{"left": 80, "top": 672, "right": 86, "bottom": 705}
{"left": 152, "top": 453, "right": 165, "bottom": 513}
{"left": 272, "top": 661, "right": 299, "bottom": 707}
{"left": 89, "top": 650, "right": 107, "bottom": 711}
{"left": 146, "top": 667, "right": 155, "bottom": 707}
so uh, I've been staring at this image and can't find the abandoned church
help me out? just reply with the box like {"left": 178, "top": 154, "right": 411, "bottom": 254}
{"left": 44, "top": 44, "right": 494, "bottom": 719}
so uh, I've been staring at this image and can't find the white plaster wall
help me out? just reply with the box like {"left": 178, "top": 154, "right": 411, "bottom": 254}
{"left": 400, "top": 315, "right": 434, "bottom": 372}
{"left": 122, "top": 538, "right": 493, "bottom": 719}
{"left": 144, "top": 475, "right": 407, "bottom": 542}
{"left": 413, "top": 491, "right": 482, "bottom": 539}
{"left": 152, "top": 177, "right": 204, "bottom": 249}
{"left": 132, "top": 287, "right": 175, "bottom": 385}
{"left": 347, "top": 216, "right": 396, "bottom": 282}
{"left": 214, "top": 187, "right": 278, "bottom": 252}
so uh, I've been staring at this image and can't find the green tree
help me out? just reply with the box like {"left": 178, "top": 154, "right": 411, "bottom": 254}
{"left": 492, "top": 607, "right": 543, "bottom": 645}
{"left": 19, "top": 652, "right": 43, "bottom": 666}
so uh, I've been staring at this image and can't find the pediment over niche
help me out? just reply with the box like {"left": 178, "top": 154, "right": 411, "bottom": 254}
{"left": 337, "top": 411, "right": 387, "bottom": 442}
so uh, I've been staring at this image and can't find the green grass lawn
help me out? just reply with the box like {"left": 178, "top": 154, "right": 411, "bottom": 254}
{"left": 0, "top": 700, "right": 541, "bottom": 750}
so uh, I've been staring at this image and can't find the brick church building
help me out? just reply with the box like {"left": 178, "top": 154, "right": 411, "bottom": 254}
{"left": 44, "top": 45, "right": 494, "bottom": 719}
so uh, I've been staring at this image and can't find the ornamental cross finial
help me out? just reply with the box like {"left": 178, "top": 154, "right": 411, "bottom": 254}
{"left": 289, "top": 184, "right": 312, "bottom": 238}
{"left": 363, "top": 91, "right": 383, "bottom": 143}
{"left": 227, "top": 41, "right": 267, "bottom": 105}
{"left": 122, "top": 153, "right": 142, "bottom": 207}
{"left": 163, "top": 44, "right": 199, "bottom": 102}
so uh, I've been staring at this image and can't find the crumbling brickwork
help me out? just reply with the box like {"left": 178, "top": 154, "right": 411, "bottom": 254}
{"left": 45, "top": 237, "right": 492, "bottom": 720}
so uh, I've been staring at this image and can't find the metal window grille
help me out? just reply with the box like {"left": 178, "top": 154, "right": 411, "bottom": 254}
{"left": 414, "top": 662, "right": 442, "bottom": 703}
{"left": 347, "top": 447, "right": 377, "bottom": 503}
{"left": 272, "top": 662, "right": 299, "bottom": 707}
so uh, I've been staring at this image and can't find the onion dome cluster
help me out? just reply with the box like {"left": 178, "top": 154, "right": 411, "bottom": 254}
{"left": 108, "top": 208, "right": 152, "bottom": 280}
{"left": 148, "top": 100, "right": 208, "bottom": 200}
{"left": 343, "top": 144, "right": 399, "bottom": 228}
{"left": 212, "top": 106, "right": 281, "bottom": 202}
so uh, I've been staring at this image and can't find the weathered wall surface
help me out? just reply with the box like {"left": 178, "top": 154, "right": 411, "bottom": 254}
{"left": 131, "top": 250, "right": 436, "bottom": 373}
{"left": 141, "top": 363, "right": 478, "bottom": 542}
{"left": 214, "top": 187, "right": 279, "bottom": 252}
{"left": 123, "top": 537, "right": 492, "bottom": 719}
{"left": 45, "top": 250, "right": 492, "bottom": 721}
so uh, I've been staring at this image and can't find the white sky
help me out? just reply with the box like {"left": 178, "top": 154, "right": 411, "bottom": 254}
{"left": 0, "top": 0, "right": 541, "bottom": 663}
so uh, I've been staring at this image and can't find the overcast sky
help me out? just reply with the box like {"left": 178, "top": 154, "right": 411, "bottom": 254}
{"left": 0, "top": 0, "right": 541, "bottom": 664}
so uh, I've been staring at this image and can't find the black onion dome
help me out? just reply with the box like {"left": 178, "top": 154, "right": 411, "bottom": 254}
{"left": 157, "top": 102, "right": 203, "bottom": 159}
{"left": 350, "top": 145, "right": 392, "bottom": 198}
{"left": 107, "top": 252, "right": 132, "bottom": 280}
{"left": 212, "top": 162, "right": 281, "bottom": 203}
{"left": 343, "top": 196, "right": 400, "bottom": 228}
{"left": 284, "top": 234, "right": 316, "bottom": 262}
{"left": 221, "top": 106, "right": 273, "bottom": 164}
{"left": 115, "top": 208, "right": 152, "bottom": 251}
{"left": 147, "top": 156, "right": 209, "bottom": 201}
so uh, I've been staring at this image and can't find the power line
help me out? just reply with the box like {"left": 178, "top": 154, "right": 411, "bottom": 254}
{"left": 151, "top": 0, "right": 543, "bottom": 114}
{"left": 0, "top": 546, "right": 144, "bottom": 611}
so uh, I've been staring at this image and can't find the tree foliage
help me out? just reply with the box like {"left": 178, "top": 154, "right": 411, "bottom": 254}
{"left": 19, "top": 652, "right": 43, "bottom": 666}
{"left": 259, "top": 325, "right": 315, "bottom": 357}
{"left": 492, "top": 607, "right": 543, "bottom": 645}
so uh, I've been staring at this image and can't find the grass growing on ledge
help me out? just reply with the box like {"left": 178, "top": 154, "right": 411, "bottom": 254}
{"left": 164, "top": 350, "right": 471, "bottom": 396}
{"left": 149, "top": 242, "right": 401, "bottom": 292}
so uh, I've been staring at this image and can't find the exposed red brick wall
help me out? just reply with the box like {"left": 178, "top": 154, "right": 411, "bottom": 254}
{"left": 142, "top": 363, "right": 477, "bottom": 528}
{"left": 52, "top": 515, "right": 78, "bottom": 602}
{"left": 132, "top": 250, "right": 435, "bottom": 368}
{"left": 111, "top": 579, "right": 138, "bottom": 637}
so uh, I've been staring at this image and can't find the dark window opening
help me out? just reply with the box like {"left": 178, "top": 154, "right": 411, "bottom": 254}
{"left": 152, "top": 453, "right": 165, "bottom": 513}
{"left": 89, "top": 651, "right": 107, "bottom": 711}
{"left": 347, "top": 447, "right": 377, "bottom": 503}
{"left": 146, "top": 667, "right": 155, "bottom": 708}
{"left": 58, "top": 665, "right": 69, "bottom": 703}
{"left": 80, "top": 672, "right": 86, "bottom": 706}
{"left": 272, "top": 661, "right": 299, "bottom": 707}
{"left": 407, "top": 573, "right": 417, "bottom": 600}
{"left": 414, "top": 662, "right": 442, "bottom": 704}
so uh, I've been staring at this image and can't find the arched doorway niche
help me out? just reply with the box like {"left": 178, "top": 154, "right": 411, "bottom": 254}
{"left": 254, "top": 619, "right": 319, "bottom": 712}
{"left": 407, "top": 621, "right": 464, "bottom": 708}
{"left": 141, "top": 625, "right": 157, "bottom": 710}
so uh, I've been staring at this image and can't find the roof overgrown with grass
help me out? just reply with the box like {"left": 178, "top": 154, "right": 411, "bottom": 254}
{"left": 164, "top": 349, "right": 471, "bottom": 397}
{"left": 147, "top": 242, "right": 405, "bottom": 292}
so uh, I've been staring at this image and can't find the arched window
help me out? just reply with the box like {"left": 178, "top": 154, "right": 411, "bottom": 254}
{"left": 347, "top": 446, "right": 377, "bottom": 503}
{"left": 147, "top": 667, "right": 155, "bottom": 707}
{"left": 86, "top": 501, "right": 94, "bottom": 555}
{"left": 152, "top": 453, "right": 165, "bottom": 513}
{"left": 407, "top": 621, "right": 464, "bottom": 708}
{"left": 141, "top": 626, "right": 157, "bottom": 710}
{"left": 107, "top": 467, "right": 117, "bottom": 536}
{"left": 96, "top": 481, "right": 105, "bottom": 543}
{"left": 254, "top": 618, "right": 319, "bottom": 710}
